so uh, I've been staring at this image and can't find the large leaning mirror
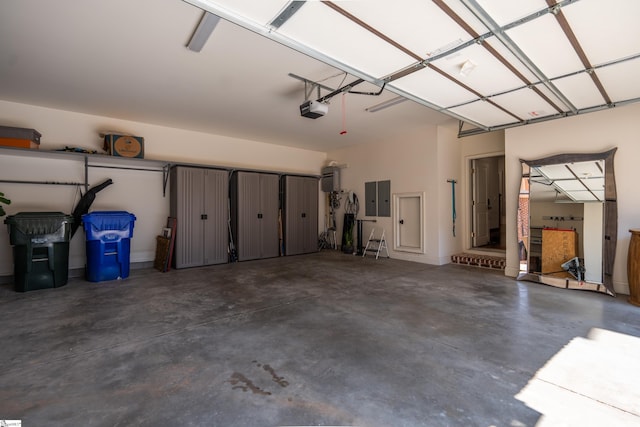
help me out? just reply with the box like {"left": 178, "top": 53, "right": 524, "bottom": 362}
{"left": 517, "top": 148, "right": 617, "bottom": 296}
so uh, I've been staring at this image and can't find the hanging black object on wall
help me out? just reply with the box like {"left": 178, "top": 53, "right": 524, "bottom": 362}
{"left": 70, "top": 179, "right": 113, "bottom": 238}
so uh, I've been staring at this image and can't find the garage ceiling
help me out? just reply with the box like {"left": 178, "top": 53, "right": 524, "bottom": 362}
{"left": 1, "top": 0, "right": 639, "bottom": 151}
{"left": 187, "top": 0, "right": 640, "bottom": 135}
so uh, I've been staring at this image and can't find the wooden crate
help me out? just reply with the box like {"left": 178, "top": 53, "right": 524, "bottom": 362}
{"left": 542, "top": 228, "right": 577, "bottom": 276}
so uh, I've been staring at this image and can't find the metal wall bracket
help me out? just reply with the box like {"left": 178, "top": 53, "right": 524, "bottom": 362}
{"left": 163, "top": 164, "right": 172, "bottom": 197}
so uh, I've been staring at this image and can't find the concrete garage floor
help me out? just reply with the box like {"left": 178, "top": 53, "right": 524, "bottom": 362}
{"left": 0, "top": 251, "right": 638, "bottom": 426}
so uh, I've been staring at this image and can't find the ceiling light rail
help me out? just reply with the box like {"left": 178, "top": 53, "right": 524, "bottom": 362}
{"left": 366, "top": 96, "right": 407, "bottom": 113}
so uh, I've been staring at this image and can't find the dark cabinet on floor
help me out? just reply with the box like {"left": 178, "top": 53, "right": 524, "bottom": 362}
{"left": 230, "top": 171, "right": 280, "bottom": 261}
{"left": 283, "top": 175, "right": 319, "bottom": 255}
{"left": 170, "top": 166, "right": 228, "bottom": 268}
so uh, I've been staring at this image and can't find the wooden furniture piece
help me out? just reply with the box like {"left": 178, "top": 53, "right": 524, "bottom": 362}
{"left": 541, "top": 228, "right": 578, "bottom": 277}
{"left": 153, "top": 217, "right": 177, "bottom": 272}
{"left": 627, "top": 229, "right": 640, "bottom": 306}
{"left": 169, "top": 166, "right": 228, "bottom": 268}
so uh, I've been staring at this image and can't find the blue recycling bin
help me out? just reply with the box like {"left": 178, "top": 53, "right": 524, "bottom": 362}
{"left": 82, "top": 211, "right": 136, "bottom": 282}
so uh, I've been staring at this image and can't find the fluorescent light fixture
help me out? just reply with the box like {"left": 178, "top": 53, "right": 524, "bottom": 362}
{"left": 269, "top": 1, "right": 306, "bottom": 29}
{"left": 187, "top": 11, "right": 221, "bottom": 52}
{"left": 366, "top": 96, "right": 407, "bottom": 112}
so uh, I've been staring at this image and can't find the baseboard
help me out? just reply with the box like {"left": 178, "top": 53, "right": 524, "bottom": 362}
{"left": 613, "top": 280, "right": 630, "bottom": 296}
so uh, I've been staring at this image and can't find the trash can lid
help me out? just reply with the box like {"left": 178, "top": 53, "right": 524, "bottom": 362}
{"left": 82, "top": 210, "right": 136, "bottom": 218}
{"left": 82, "top": 211, "right": 136, "bottom": 222}
{"left": 82, "top": 211, "right": 136, "bottom": 234}
{"left": 4, "top": 212, "right": 74, "bottom": 235}
{"left": 5, "top": 211, "right": 74, "bottom": 223}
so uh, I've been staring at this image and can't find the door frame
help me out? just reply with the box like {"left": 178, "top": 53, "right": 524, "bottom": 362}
{"left": 392, "top": 192, "right": 424, "bottom": 254}
{"left": 465, "top": 151, "right": 505, "bottom": 252}
{"left": 471, "top": 158, "right": 490, "bottom": 247}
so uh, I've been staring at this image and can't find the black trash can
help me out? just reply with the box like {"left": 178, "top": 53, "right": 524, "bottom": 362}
{"left": 4, "top": 212, "right": 74, "bottom": 292}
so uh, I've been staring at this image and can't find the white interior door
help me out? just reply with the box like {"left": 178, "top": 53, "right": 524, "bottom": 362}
{"left": 472, "top": 159, "right": 490, "bottom": 247}
{"left": 393, "top": 192, "right": 424, "bottom": 253}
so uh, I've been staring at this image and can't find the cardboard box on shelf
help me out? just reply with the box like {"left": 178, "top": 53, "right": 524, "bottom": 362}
{"left": 103, "top": 134, "right": 144, "bottom": 158}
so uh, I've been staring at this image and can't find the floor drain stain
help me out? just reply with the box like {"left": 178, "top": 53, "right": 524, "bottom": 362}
{"left": 226, "top": 372, "right": 271, "bottom": 396}
{"left": 262, "top": 364, "right": 289, "bottom": 387}
{"left": 252, "top": 360, "right": 289, "bottom": 387}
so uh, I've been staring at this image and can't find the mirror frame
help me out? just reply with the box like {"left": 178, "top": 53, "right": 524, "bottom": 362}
{"left": 517, "top": 148, "right": 617, "bottom": 296}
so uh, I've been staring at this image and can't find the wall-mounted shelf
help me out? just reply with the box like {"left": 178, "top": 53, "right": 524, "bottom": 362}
{"left": 0, "top": 146, "right": 321, "bottom": 197}
{"left": 0, "top": 146, "right": 169, "bottom": 193}
{"left": 0, "top": 145, "right": 166, "bottom": 167}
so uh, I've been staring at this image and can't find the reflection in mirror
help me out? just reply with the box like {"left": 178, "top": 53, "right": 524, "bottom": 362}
{"left": 517, "top": 149, "right": 617, "bottom": 296}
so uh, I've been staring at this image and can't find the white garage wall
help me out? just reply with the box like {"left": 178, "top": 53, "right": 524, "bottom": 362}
{"left": 436, "top": 123, "right": 463, "bottom": 263}
{"left": 505, "top": 102, "right": 640, "bottom": 294}
{"left": 325, "top": 121, "right": 504, "bottom": 266}
{"left": 326, "top": 125, "right": 441, "bottom": 264}
{"left": 0, "top": 100, "right": 326, "bottom": 277}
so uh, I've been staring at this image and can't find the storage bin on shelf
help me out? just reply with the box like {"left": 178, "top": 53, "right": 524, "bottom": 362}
{"left": 4, "top": 212, "right": 74, "bottom": 292}
{"left": 0, "top": 125, "right": 41, "bottom": 149}
{"left": 82, "top": 211, "right": 136, "bottom": 282}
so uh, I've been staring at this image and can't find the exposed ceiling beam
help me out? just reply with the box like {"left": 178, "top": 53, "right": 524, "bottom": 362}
{"left": 545, "top": 0, "right": 612, "bottom": 105}
{"left": 323, "top": 2, "right": 423, "bottom": 61}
